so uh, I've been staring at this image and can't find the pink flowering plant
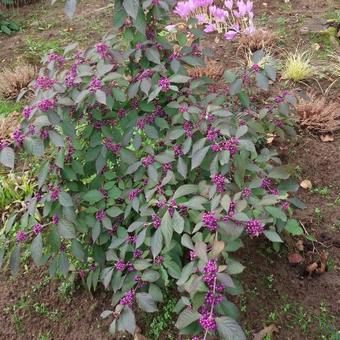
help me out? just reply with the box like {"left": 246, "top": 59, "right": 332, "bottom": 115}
{"left": 0, "top": 0, "right": 304, "bottom": 338}
{"left": 174, "top": 0, "right": 255, "bottom": 40}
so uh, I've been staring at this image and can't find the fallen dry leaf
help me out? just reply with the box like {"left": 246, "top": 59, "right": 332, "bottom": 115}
{"left": 316, "top": 262, "right": 326, "bottom": 274}
{"left": 266, "top": 133, "right": 275, "bottom": 144}
{"left": 320, "top": 251, "right": 328, "bottom": 264}
{"left": 134, "top": 326, "right": 148, "bottom": 340}
{"left": 306, "top": 262, "right": 318, "bottom": 274}
{"left": 320, "top": 134, "right": 334, "bottom": 142}
{"left": 288, "top": 253, "right": 304, "bottom": 264}
{"left": 300, "top": 179, "right": 312, "bottom": 189}
{"left": 253, "top": 324, "right": 279, "bottom": 340}
{"left": 296, "top": 240, "right": 304, "bottom": 251}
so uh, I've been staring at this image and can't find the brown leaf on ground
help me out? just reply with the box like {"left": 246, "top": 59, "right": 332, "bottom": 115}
{"left": 306, "top": 262, "right": 318, "bottom": 274}
{"left": 134, "top": 327, "right": 148, "bottom": 340}
{"left": 296, "top": 240, "right": 304, "bottom": 251}
{"left": 253, "top": 324, "right": 279, "bottom": 340}
{"left": 300, "top": 179, "right": 312, "bottom": 189}
{"left": 288, "top": 253, "right": 304, "bottom": 264}
{"left": 320, "top": 134, "right": 334, "bottom": 142}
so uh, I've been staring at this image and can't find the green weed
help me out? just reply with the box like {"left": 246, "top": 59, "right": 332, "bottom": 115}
{"left": 0, "top": 99, "right": 23, "bottom": 116}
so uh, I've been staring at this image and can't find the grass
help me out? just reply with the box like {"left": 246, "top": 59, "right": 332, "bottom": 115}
{"left": 0, "top": 99, "right": 23, "bottom": 116}
{"left": 282, "top": 50, "right": 314, "bottom": 81}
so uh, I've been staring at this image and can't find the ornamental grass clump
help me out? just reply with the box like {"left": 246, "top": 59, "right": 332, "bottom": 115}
{"left": 0, "top": 0, "right": 301, "bottom": 338}
{"left": 282, "top": 50, "right": 314, "bottom": 82}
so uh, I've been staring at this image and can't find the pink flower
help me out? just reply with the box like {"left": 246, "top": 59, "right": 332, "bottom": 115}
{"left": 204, "top": 24, "right": 216, "bottom": 33}
{"left": 224, "top": 30, "right": 238, "bottom": 40}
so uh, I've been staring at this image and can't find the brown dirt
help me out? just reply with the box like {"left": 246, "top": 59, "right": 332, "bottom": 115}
{"left": 236, "top": 135, "right": 340, "bottom": 339}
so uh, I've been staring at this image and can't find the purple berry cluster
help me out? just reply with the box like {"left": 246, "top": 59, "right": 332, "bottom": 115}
{"left": 95, "top": 209, "right": 105, "bottom": 221}
{"left": 120, "top": 290, "right": 135, "bottom": 306}
{"left": 211, "top": 173, "right": 225, "bottom": 193}
{"left": 206, "top": 127, "right": 220, "bottom": 142}
{"left": 141, "top": 155, "right": 155, "bottom": 168}
{"left": 35, "top": 76, "right": 55, "bottom": 89}
{"left": 242, "top": 187, "right": 251, "bottom": 198}
{"left": 173, "top": 144, "right": 183, "bottom": 157}
{"left": 202, "top": 211, "right": 218, "bottom": 231}
{"left": 115, "top": 260, "right": 126, "bottom": 271}
{"left": 128, "top": 188, "right": 141, "bottom": 201}
{"left": 88, "top": 76, "right": 102, "bottom": 93}
{"left": 151, "top": 213, "right": 161, "bottom": 229}
{"left": 103, "top": 137, "right": 121, "bottom": 154}
{"left": 95, "top": 43, "right": 109, "bottom": 58}
{"left": 16, "top": 230, "right": 27, "bottom": 243}
{"left": 158, "top": 77, "right": 170, "bottom": 92}
{"left": 47, "top": 52, "right": 65, "bottom": 66}
{"left": 50, "top": 186, "right": 60, "bottom": 201}
{"left": 32, "top": 223, "right": 42, "bottom": 235}
{"left": 37, "top": 99, "right": 55, "bottom": 112}
{"left": 245, "top": 219, "right": 264, "bottom": 237}
{"left": 260, "top": 177, "right": 279, "bottom": 195}
{"left": 210, "top": 137, "right": 240, "bottom": 156}
{"left": 12, "top": 128, "right": 24, "bottom": 145}
{"left": 22, "top": 106, "right": 33, "bottom": 119}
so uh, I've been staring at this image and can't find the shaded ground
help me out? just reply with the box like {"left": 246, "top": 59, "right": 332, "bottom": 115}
{"left": 0, "top": 0, "right": 339, "bottom": 339}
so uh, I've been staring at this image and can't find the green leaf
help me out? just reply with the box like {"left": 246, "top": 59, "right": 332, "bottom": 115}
{"left": 10, "top": 245, "right": 20, "bottom": 276}
{"left": 177, "top": 261, "right": 195, "bottom": 286}
{"left": 37, "top": 161, "right": 49, "bottom": 188}
{"left": 172, "top": 210, "right": 184, "bottom": 233}
{"left": 71, "top": 239, "right": 86, "bottom": 261}
{"left": 229, "top": 78, "right": 243, "bottom": 95}
{"left": 175, "top": 308, "right": 200, "bottom": 329}
{"left": 58, "top": 219, "right": 76, "bottom": 239}
{"left": 83, "top": 190, "right": 103, "bottom": 203}
{"left": 177, "top": 157, "right": 187, "bottom": 178}
{"left": 64, "top": 0, "right": 77, "bottom": 18}
{"left": 0, "top": 147, "right": 14, "bottom": 168}
{"left": 170, "top": 75, "right": 191, "bottom": 83}
{"left": 123, "top": 0, "right": 139, "bottom": 19}
{"left": 268, "top": 165, "right": 293, "bottom": 180}
{"left": 160, "top": 211, "right": 173, "bottom": 248}
{"left": 265, "top": 206, "right": 287, "bottom": 221}
{"left": 255, "top": 72, "right": 269, "bottom": 91}
{"left": 141, "top": 270, "right": 160, "bottom": 282}
{"left": 133, "top": 8, "right": 146, "bottom": 34}
{"left": 31, "top": 234, "right": 43, "bottom": 266}
{"left": 264, "top": 230, "right": 283, "bottom": 243}
{"left": 194, "top": 241, "right": 208, "bottom": 262}
{"left": 173, "top": 184, "right": 198, "bottom": 199}
{"left": 23, "top": 137, "right": 44, "bottom": 156}
{"left": 216, "top": 316, "right": 246, "bottom": 340}
{"left": 59, "top": 252, "right": 69, "bottom": 277}
{"left": 145, "top": 47, "right": 161, "bottom": 64}
{"left": 95, "top": 90, "right": 107, "bottom": 105}
{"left": 106, "top": 207, "right": 123, "bottom": 217}
{"left": 48, "top": 130, "right": 64, "bottom": 147}
{"left": 217, "top": 273, "right": 234, "bottom": 288}
{"left": 264, "top": 64, "right": 276, "bottom": 81}
{"left": 285, "top": 219, "right": 304, "bottom": 235}
{"left": 0, "top": 248, "right": 4, "bottom": 270}
{"left": 151, "top": 228, "right": 163, "bottom": 257}
{"left": 58, "top": 191, "right": 73, "bottom": 207}
{"left": 226, "top": 261, "right": 245, "bottom": 275}
{"left": 144, "top": 125, "right": 159, "bottom": 139}
{"left": 191, "top": 146, "right": 209, "bottom": 170}
{"left": 136, "top": 292, "right": 158, "bottom": 312}
{"left": 118, "top": 307, "right": 136, "bottom": 334}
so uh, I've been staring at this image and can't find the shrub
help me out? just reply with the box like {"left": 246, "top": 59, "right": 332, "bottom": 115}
{"left": 0, "top": 0, "right": 301, "bottom": 338}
